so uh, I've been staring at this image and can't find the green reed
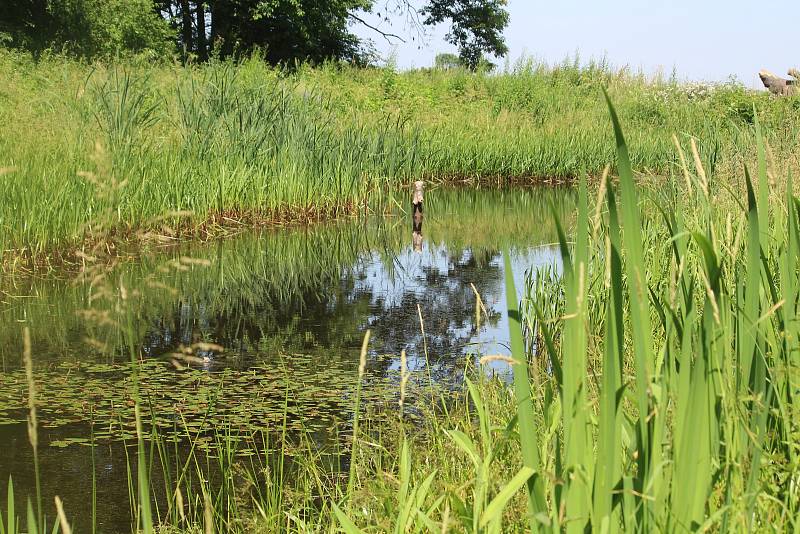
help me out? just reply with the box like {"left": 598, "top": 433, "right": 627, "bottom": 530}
{"left": 506, "top": 100, "right": 800, "bottom": 531}
{"left": 2, "top": 50, "right": 796, "bottom": 268}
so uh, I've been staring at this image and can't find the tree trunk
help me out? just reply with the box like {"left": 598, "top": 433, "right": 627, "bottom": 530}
{"left": 208, "top": 0, "right": 233, "bottom": 57}
{"left": 209, "top": 0, "right": 217, "bottom": 51}
{"left": 179, "top": 0, "right": 193, "bottom": 60}
{"left": 196, "top": 1, "right": 208, "bottom": 62}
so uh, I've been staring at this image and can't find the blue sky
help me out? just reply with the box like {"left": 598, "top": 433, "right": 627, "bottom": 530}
{"left": 353, "top": 0, "right": 799, "bottom": 86}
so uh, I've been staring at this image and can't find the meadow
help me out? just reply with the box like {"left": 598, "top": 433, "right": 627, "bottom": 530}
{"left": 2, "top": 52, "right": 800, "bottom": 533}
{"left": 2, "top": 51, "right": 799, "bottom": 269}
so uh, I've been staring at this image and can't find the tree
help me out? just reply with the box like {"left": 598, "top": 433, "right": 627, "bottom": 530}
{"left": 1, "top": 0, "right": 174, "bottom": 57}
{"left": 157, "top": 0, "right": 370, "bottom": 64}
{"left": 421, "top": 0, "right": 508, "bottom": 70}
{"left": 0, "top": 1, "right": 51, "bottom": 52}
{"left": 16, "top": 0, "right": 172, "bottom": 57}
{"left": 156, "top": 0, "right": 510, "bottom": 68}
{"left": 434, "top": 52, "right": 461, "bottom": 70}
{"left": 2, "top": 0, "right": 510, "bottom": 68}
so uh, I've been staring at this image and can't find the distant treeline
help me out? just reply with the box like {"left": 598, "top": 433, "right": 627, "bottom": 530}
{"left": 0, "top": 0, "right": 509, "bottom": 68}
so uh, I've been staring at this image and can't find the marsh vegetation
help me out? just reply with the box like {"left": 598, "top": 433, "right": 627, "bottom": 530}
{"left": 2, "top": 51, "right": 799, "bottom": 268}
{"left": 1, "top": 45, "right": 800, "bottom": 533}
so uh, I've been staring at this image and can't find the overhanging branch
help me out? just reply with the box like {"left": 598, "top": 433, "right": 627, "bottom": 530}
{"left": 349, "top": 13, "right": 406, "bottom": 43}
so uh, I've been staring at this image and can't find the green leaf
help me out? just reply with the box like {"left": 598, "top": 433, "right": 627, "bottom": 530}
{"left": 5, "top": 477, "right": 13, "bottom": 534}
{"left": 603, "top": 89, "right": 657, "bottom": 520}
{"left": 480, "top": 466, "right": 535, "bottom": 528}
{"left": 446, "top": 430, "right": 481, "bottom": 468}
{"left": 26, "top": 499, "right": 37, "bottom": 534}
{"left": 331, "top": 502, "right": 366, "bottom": 534}
{"left": 503, "top": 251, "right": 547, "bottom": 530}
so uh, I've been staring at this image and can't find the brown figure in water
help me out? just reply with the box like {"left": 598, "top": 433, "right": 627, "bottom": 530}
{"left": 412, "top": 181, "right": 424, "bottom": 253}
{"left": 759, "top": 69, "right": 797, "bottom": 96}
{"left": 412, "top": 180, "right": 424, "bottom": 216}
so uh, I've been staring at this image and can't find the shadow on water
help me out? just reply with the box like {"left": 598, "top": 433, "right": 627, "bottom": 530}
{"left": 0, "top": 186, "right": 574, "bottom": 532}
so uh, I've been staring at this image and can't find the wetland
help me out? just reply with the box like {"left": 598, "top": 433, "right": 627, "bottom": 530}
{"left": 0, "top": 187, "right": 572, "bottom": 532}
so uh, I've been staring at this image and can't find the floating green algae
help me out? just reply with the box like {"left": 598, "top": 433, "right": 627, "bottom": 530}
{"left": 0, "top": 358, "right": 404, "bottom": 449}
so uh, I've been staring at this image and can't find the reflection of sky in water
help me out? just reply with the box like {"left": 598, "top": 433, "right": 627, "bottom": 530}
{"left": 357, "top": 241, "right": 562, "bottom": 377}
{"left": 133, "top": 237, "right": 564, "bottom": 378}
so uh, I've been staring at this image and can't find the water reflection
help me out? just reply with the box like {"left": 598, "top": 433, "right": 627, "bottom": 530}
{"left": 0, "top": 186, "right": 574, "bottom": 531}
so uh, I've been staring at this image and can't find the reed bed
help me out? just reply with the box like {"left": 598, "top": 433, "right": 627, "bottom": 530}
{"left": 8, "top": 113, "right": 800, "bottom": 531}
{"left": 2, "top": 51, "right": 799, "bottom": 269}
{"left": 496, "top": 100, "right": 800, "bottom": 531}
{"left": 3, "top": 53, "right": 800, "bottom": 532}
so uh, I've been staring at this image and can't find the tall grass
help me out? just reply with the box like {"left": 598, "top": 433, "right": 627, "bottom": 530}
{"left": 0, "top": 58, "right": 416, "bottom": 264}
{"left": 4, "top": 53, "right": 800, "bottom": 532}
{"left": 2, "top": 50, "right": 798, "bottom": 267}
{"left": 509, "top": 101, "right": 800, "bottom": 531}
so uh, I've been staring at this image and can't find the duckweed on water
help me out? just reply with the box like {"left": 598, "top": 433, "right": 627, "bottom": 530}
{"left": 0, "top": 357, "right": 414, "bottom": 449}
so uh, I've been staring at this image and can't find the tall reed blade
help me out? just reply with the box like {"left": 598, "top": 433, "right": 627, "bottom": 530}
{"left": 503, "top": 251, "right": 547, "bottom": 531}
{"left": 593, "top": 184, "right": 625, "bottom": 532}
{"left": 603, "top": 91, "right": 657, "bottom": 519}
{"left": 553, "top": 175, "right": 590, "bottom": 532}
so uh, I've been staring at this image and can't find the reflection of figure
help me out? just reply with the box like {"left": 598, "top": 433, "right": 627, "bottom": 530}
{"left": 412, "top": 214, "right": 423, "bottom": 253}
{"left": 412, "top": 180, "right": 424, "bottom": 252}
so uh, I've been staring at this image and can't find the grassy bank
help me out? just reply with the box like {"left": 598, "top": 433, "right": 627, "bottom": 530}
{"left": 3, "top": 104, "right": 800, "bottom": 532}
{"left": 2, "top": 51, "right": 799, "bottom": 268}
{"left": 273, "top": 109, "right": 800, "bottom": 532}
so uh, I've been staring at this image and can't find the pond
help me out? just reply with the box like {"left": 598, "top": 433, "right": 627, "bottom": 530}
{"left": 0, "top": 186, "right": 574, "bottom": 533}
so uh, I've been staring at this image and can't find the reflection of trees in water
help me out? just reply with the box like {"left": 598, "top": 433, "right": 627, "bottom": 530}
{"left": 137, "top": 247, "right": 505, "bottom": 384}
{"left": 364, "top": 248, "right": 503, "bottom": 381}
{"left": 140, "top": 271, "right": 370, "bottom": 371}
{"left": 1, "top": 186, "right": 574, "bottom": 369}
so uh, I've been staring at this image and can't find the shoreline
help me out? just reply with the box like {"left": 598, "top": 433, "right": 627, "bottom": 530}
{"left": 2, "top": 177, "right": 575, "bottom": 276}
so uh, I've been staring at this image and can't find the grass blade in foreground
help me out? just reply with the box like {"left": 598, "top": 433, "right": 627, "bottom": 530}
{"left": 603, "top": 90, "right": 658, "bottom": 522}
{"left": 503, "top": 251, "right": 547, "bottom": 531}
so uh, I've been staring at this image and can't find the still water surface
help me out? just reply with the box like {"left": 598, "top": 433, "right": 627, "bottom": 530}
{"left": 0, "top": 187, "right": 573, "bottom": 532}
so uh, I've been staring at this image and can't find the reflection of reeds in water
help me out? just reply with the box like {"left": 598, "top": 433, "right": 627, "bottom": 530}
{"left": 0, "top": 187, "right": 574, "bottom": 368}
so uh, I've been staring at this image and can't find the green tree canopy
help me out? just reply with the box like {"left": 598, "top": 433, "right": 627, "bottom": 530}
{"left": 422, "top": 0, "right": 508, "bottom": 70}
{"left": 2, "top": 0, "right": 510, "bottom": 67}
{"left": 155, "top": 0, "right": 370, "bottom": 64}
{"left": 2, "top": 0, "right": 174, "bottom": 57}
{"left": 434, "top": 52, "right": 461, "bottom": 70}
